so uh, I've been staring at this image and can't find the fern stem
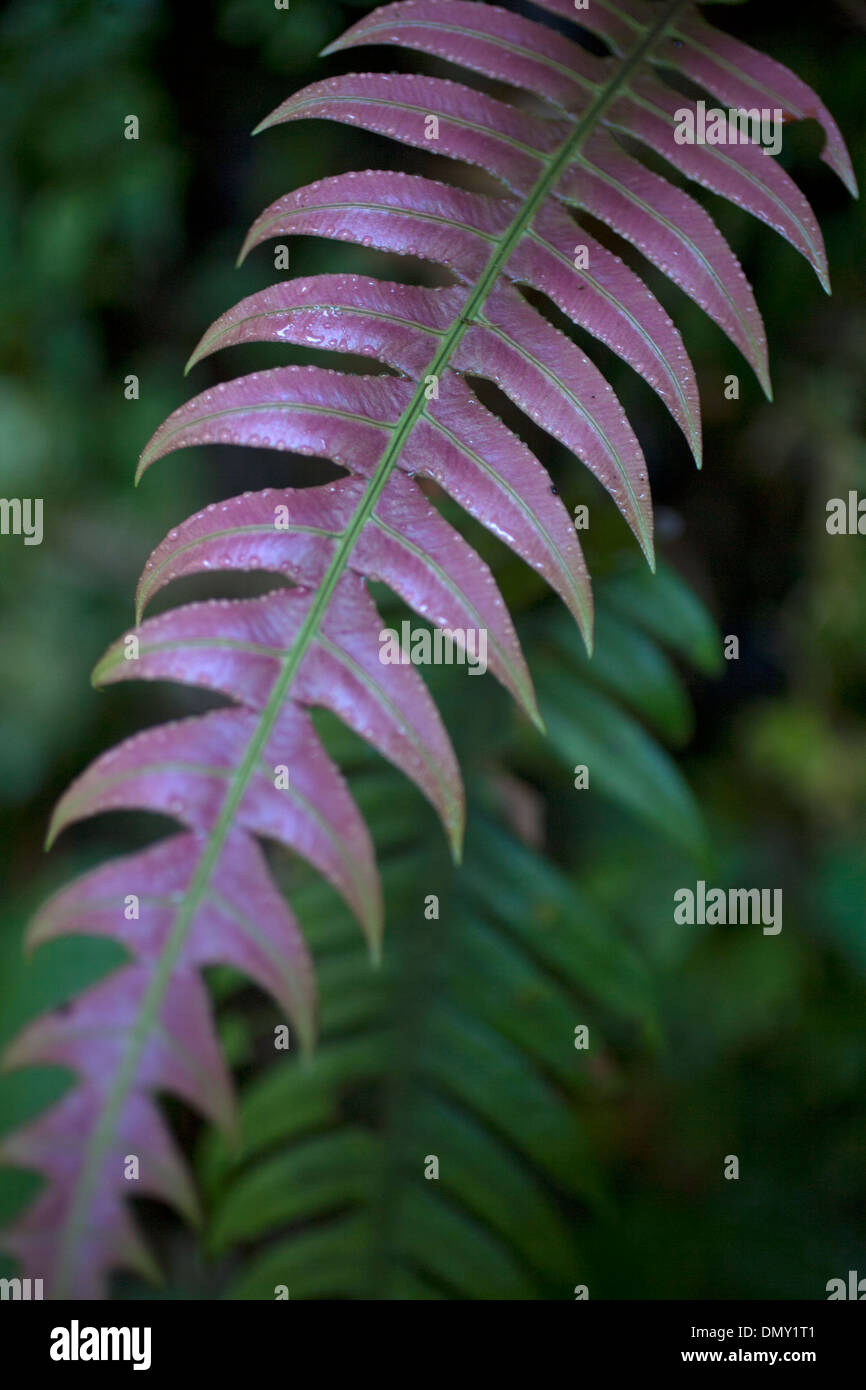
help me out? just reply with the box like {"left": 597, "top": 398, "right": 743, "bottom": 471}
{"left": 53, "top": 0, "right": 689, "bottom": 1296}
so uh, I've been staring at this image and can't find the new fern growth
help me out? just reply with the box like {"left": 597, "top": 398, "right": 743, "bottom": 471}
{"left": 0, "top": 0, "right": 854, "bottom": 1297}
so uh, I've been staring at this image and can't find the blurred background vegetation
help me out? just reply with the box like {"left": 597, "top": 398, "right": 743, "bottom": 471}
{"left": 0, "top": 0, "right": 864, "bottom": 1298}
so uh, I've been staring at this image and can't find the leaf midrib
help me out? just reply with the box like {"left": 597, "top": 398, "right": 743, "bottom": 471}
{"left": 52, "top": 0, "right": 689, "bottom": 1297}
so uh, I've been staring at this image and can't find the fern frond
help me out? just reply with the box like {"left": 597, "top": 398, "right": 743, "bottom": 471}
{"left": 0, "top": 0, "right": 851, "bottom": 1296}
{"left": 199, "top": 565, "right": 712, "bottom": 1299}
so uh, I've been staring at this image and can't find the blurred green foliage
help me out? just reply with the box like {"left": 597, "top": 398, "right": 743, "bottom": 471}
{"left": 0, "top": 0, "right": 864, "bottom": 1298}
